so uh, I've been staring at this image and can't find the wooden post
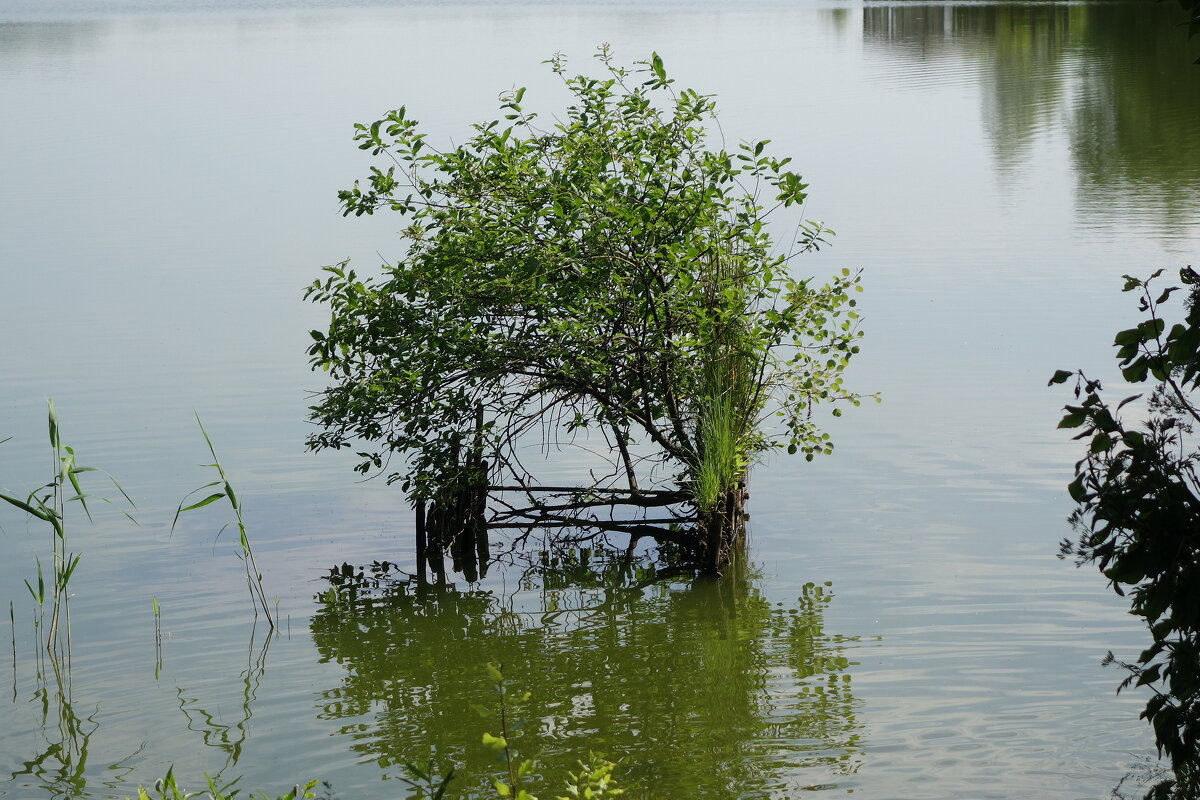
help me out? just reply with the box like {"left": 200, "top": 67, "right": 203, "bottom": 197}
{"left": 472, "top": 406, "right": 489, "bottom": 580}
{"left": 474, "top": 459, "right": 490, "bottom": 579}
{"left": 427, "top": 500, "right": 446, "bottom": 584}
{"left": 447, "top": 441, "right": 466, "bottom": 577}
{"left": 415, "top": 500, "right": 427, "bottom": 585}
{"left": 458, "top": 466, "right": 479, "bottom": 583}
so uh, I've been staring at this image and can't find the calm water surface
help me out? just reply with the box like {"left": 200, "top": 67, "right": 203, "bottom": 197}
{"left": 2, "top": 1, "right": 1199, "bottom": 797}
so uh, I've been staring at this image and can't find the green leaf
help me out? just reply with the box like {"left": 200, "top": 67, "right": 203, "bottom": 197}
{"left": 0, "top": 492, "right": 53, "bottom": 522}
{"left": 1156, "top": 287, "right": 1180, "bottom": 304}
{"left": 178, "top": 493, "right": 225, "bottom": 514}
{"left": 1048, "top": 369, "right": 1074, "bottom": 386}
{"left": 47, "top": 398, "right": 59, "bottom": 450}
{"left": 1058, "top": 409, "right": 1087, "bottom": 429}
{"left": 1136, "top": 664, "right": 1163, "bottom": 687}
{"left": 650, "top": 52, "right": 666, "bottom": 82}
{"left": 1068, "top": 475, "right": 1087, "bottom": 502}
{"left": 1121, "top": 358, "right": 1149, "bottom": 383}
{"left": 482, "top": 732, "right": 508, "bottom": 750}
{"left": 1114, "top": 328, "right": 1141, "bottom": 347}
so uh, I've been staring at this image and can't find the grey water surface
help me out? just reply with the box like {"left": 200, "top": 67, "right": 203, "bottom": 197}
{"left": 2, "top": 1, "right": 1198, "bottom": 797}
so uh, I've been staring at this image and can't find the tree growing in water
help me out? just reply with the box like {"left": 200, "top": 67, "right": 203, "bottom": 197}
{"left": 306, "top": 49, "right": 868, "bottom": 573}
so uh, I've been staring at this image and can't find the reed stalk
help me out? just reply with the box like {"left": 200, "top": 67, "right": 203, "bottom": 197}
{"left": 173, "top": 415, "right": 274, "bottom": 629}
{"left": 9, "top": 601, "right": 15, "bottom": 702}
{"left": 152, "top": 596, "right": 162, "bottom": 679}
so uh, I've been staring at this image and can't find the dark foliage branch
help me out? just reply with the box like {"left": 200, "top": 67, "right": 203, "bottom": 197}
{"left": 1053, "top": 267, "right": 1200, "bottom": 798}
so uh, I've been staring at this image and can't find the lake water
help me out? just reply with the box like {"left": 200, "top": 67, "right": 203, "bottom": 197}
{"left": 2, "top": 1, "right": 1199, "bottom": 797}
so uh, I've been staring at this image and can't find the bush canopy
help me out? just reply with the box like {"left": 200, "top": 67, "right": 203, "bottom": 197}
{"left": 306, "top": 49, "right": 868, "bottom": 524}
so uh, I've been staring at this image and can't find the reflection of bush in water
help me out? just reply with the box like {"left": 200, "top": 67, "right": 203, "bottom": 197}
{"left": 310, "top": 556, "right": 863, "bottom": 799}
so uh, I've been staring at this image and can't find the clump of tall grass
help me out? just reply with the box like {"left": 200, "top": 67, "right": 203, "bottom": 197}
{"left": 173, "top": 415, "right": 274, "bottom": 629}
{"left": 0, "top": 400, "right": 134, "bottom": 653}
{"left": 693, "top": 363, "right": 745, "bottom": 514}
{"left": 689, "top": 248, "right": 761, "bottom": 515}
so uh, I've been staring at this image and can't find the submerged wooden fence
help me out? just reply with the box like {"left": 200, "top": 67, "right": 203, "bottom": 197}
{"left": 410, "top": 409, "right": 748, "bottom": 583}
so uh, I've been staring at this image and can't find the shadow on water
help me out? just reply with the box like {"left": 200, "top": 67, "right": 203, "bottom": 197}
{"left": 862, "top": 1, "right": 1200, "bottom": 241}
{"left": 311, "top": 553, "right": 865, "bottom": 799}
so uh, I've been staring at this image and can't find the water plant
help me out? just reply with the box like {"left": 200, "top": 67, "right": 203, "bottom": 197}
{"left": 0, "top": 399, "right": 134, "bottom": 653}
{"left": 173, "top": 415, "right": 274, "bottom": 629}
{"left": 127, "top": 769, "right": 318, "bottom": 800}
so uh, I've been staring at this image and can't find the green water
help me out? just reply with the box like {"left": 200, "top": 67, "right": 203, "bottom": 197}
{"left": 2, "top": 0, "right": 1200, "bottom": 797}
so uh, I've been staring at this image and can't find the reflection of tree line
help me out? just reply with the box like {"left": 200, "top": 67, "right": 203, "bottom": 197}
{"left": 862, "top": 2, "right": 1200, "bottom": 236}
{"left": 0, "top": 22, "right": 106, "bottom": 64}
{"left": 310, "top": 557, "right": 863, "bottom": 799}
{"left": 1067, "top": 2, "right": 1200, "bottom": 235}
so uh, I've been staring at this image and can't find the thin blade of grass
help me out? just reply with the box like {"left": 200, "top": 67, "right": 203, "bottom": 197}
{"left": 104, "top": 471, "right": 136, "bottom": 508}
{"left": 25, "top": 556, "right": 44, "bottom": 603}
{"left": 62, "top": 449, "right": 94, "bottom": 522}
{"left": 59, "top": 554, "right": 81, "bottom": 589}
{"left": 196, "top": 415, "right": 221, "bottom": 465}
{"left": 432, "top": 769, "right": 455, "bottom": 800}
{"left": 213, "top": 521, "right": 232, "bottom": 552}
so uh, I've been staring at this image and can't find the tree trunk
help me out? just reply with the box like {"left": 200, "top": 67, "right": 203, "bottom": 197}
{"left": 698, "top": 481, "right": 747, "bottom": 575}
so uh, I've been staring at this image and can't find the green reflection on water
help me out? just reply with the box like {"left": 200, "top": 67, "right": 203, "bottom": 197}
{"left": 1068, "top": 2, "right": 1200, "bottom": 234}
{"left": 862, "top": 1, "right": 1200, "bottom": 239}
{"left": 311, "top": 557, "right": 863, "bottom": 799}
